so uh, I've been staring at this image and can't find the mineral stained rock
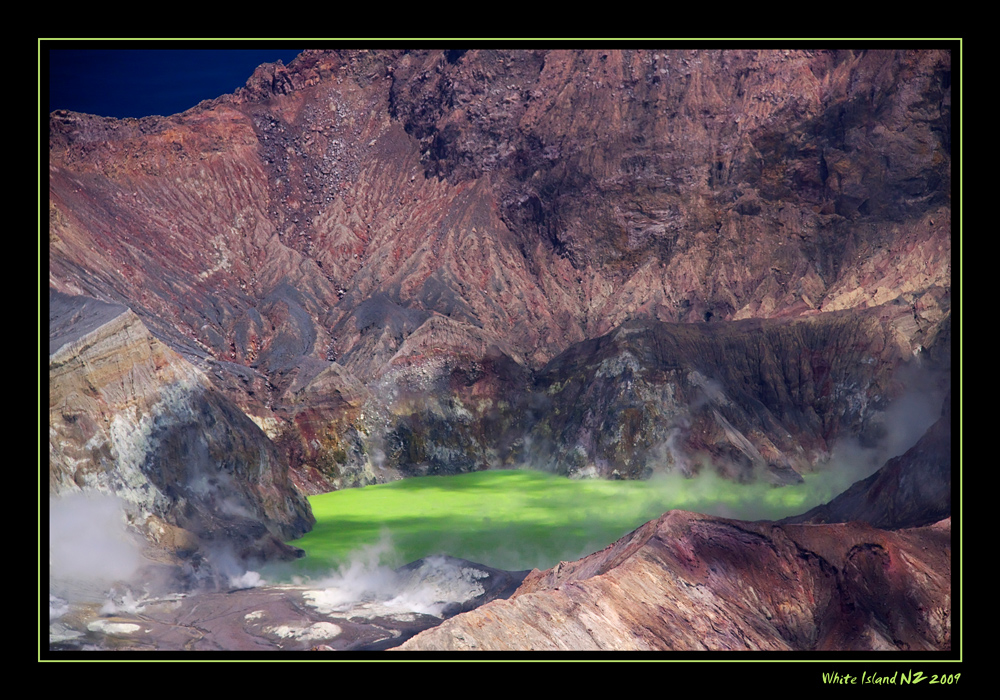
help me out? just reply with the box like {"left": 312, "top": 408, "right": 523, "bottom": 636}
{"left": 47, "top": 48, "right": 954, "bottom": 653}
{"left": 395, "top": 511, "right": 951, "bottom": 652}
{"left": 49, "top": 289, "right": 313, "bottom": 575}
{"left": 48, "top": 48, "right": 952, "bottom": 493}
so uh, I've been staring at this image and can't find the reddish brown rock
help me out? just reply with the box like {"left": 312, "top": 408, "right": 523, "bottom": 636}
{"left": 47, "top": 49, "right": 955, "bottom": 654}
{"left": 49, "top": 289, "right": 313, "bottom": 573}
{"left": 395, "top": 511, "right": 951, "bottom": 651}
{"left": 48, "top": 51, "right": 951, "bottom": 491}
{"left": 48, "top": 47, "right": 952, "bottom": 538}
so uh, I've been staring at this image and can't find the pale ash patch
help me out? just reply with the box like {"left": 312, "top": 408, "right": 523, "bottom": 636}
{"left": 106, "top": 377, "right": 204, "bottom": 518}
{"left": 266, "top": 622, "right": 342, "bottom": 641}
{"left": 247, "top": 414, "right": 282, "bottom": 439}
{"left": 87, "top": 620, "right": 142, "bottom": 635}
{"left": 197, "top": 234, "right": 234, "bottom": 280}
{"left": 595, "top": 351, "right": 641, "bottom": 379}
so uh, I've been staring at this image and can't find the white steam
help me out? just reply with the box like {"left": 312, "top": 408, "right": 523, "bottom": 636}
{"left": 49, "top": 594, "right": 70, "bottom": 621}
{"left": 229, "top": 570, "right": 265, "bottom": 589}
{"left": 49, "top": 492, "right": 146, "bottom": 586}
{"left": 813, "top": 367, "right": 948, "bottom": 488}
{"left": 640, "top": 366, "right": 949, "bottom": 522}
{"left": 302, "top": 534, "right": 487, "bottom": 618}
{"left": 98, "top": 587, "right": 144, "bottom": 616}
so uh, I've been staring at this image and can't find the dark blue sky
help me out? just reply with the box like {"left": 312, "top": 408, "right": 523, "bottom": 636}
{"left": 46, "top": 48, "right": 304, "bottom": 118}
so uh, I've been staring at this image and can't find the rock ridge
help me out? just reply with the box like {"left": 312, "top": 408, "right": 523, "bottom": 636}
{"left": 396, "top": 510, "right": 951, "bottom": 651}
{"left": 49, "top": 289, "right": 313, "bottom": 577}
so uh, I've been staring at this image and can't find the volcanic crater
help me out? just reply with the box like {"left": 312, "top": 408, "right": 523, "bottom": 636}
{"left": 47, "top": 48, "right": 953, "bottom": 654}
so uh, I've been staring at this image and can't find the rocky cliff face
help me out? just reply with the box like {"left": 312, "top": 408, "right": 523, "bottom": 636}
{"left": 49, "top": 48, "right": 951, "bottom": 496}
{"left": 783, "top": 389, "right": 952, "bottom": 529}
{"left": 395, "top": 511, "right": 951, "bottom": 652}
{"left": 46, "top": 47, "right": 957, "bottom": 658}
{"left": 49, "top": 289, "right": 313, "bottom": 580}
{"left": 523, "top": 307, "right": 932, "bottom": 482}
{"left": 48, "top": 45, "right": 953, "bottom": 623}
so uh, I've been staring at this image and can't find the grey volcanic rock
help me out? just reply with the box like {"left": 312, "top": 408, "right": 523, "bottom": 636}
{"left": 783, "top": 393, "right": 952, "bottom": 529}
{"left": 47, "top": 49, "right": 954, "bottom": 653}
{"left": 49, "top": 289, "right": 313, "bottom": 574}
{"left": 523, "top": 309, "right": 918, "bottom": 481}
{"left": 49, "top": 555, "right": 528, "bottom": 651}
{"left": 48, "top": 49, "right": 951, "bottom": 492}
{"left": 49, "top": 291, "right": 130, "bottom": 356}
{"left": 396, "top": 511, "right": 951, "bottom": 652}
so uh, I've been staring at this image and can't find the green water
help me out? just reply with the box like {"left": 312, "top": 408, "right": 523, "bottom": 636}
{"left": 275, "top": 468, "right": 847, "bottom": 579}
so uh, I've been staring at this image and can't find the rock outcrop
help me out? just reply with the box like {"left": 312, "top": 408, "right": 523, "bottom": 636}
{"left": 523, "top": 308, "right": 934, "bottom": 482}
{"left": 783, "top": 391, "right": 952, "bottom": 529}
{"left": 49, "top": 289, "right": 313, "bottom": 577}
{"left": 48, "top": 49, "right": 951, "bottom": 493}
{"left": 396, "top": 511, "right": 951, "bottom": 652}
{"left": 46, "top": 47, "right": 955, "bottom": 655}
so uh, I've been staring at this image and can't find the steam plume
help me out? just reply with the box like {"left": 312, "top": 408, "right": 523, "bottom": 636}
{"left": 49, "top": 492, "right": 145, "bottom": 586}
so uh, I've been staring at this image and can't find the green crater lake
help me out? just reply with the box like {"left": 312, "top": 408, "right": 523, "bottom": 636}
{"left": 276, "top": 468, "right": 850, "bottom": 578}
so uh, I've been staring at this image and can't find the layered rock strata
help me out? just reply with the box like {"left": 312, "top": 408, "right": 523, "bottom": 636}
{"left": 396, "top": 510, "right": 952, "bottom": 652}
{"left": 46, "top": 48, "right": 955, "bottom": 655}
{"left": 49, "top": 289, "right": 313, "bottom": 575}
{"left": 48, "top": 49, "right": 952, "bottom": 493}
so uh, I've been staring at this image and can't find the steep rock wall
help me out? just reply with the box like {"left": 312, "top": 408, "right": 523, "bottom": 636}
{"left": 49, "top": 290, "right": 313, "bottom": 572}
{"left": 48, "top": 48, "right": 952, "bottom": 492}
